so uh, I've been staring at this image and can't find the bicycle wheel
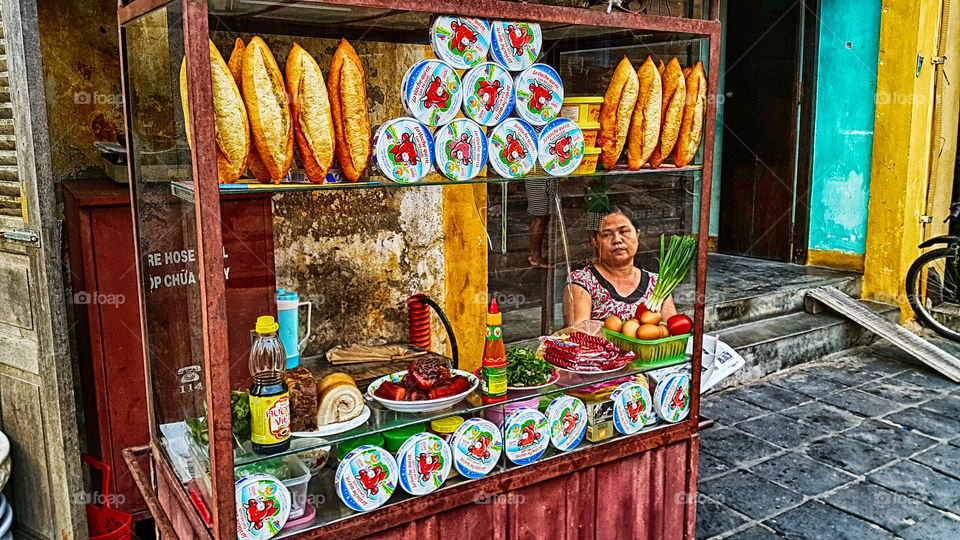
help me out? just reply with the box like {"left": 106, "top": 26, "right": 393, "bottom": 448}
{"left": 905, "top": 247, "right": 960, "bottom": 341}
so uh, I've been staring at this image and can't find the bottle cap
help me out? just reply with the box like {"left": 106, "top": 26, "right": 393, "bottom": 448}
{"left": 487, "top": 299, "right": 502, "bottom": 326}
{"left": 256, "top": 316, "right": 279, "bottom": 334}
{"left": 430, "top": 415, "right": 465, "bottom": 434}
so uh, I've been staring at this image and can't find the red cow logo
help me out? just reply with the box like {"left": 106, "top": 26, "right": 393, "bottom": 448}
{"left": 506, "top": 24, "right": 532, "bottom": 56}
{"left": 500, "top": 133, "right": 527, "bottom": 164}
{"left": 467, "top": 433, "right": 492, "bottom": 461}
{"left": 476, "top": 80, "right": 502, "bottom": 111}
{"left": 561, "top": 409, "right": 580, "bottom": 437}
{"left": 449, "top": 21, "right": 478, "bottom": 53}
{"left": 422, "top": 76, "right": 450, "bottom": 109}
{"left": 448, "top": 134, "right": 473, "bottom": 165}
{"left": 625, "top": 400, "right": 643, "bottom": 424}
{"left": 548, "top": 135, "right": 573, "bottom": 165}
{"left": 671, "top": 386, "right": 688, "bottom": 411}
{"left": 517, "top": 421, "right": 541, "bottom": 448}
{"left": 242, "top": 497, "right": 278, "bottom": 531}
{"left": 389, "top": 133, "right": 420, "bottom": 166}
{"left": 356, "top": 465, "right": 388, "bottom": 496}
{"left": 527, "top": 82, "right": 553, "bottom": 112}
{"left": 417, "top": 453, "right": 442, "bottom": 481}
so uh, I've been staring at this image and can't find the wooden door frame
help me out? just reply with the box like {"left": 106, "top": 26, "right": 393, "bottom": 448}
{"left": 792, "top": 0, "right": 820, "bottom": 265}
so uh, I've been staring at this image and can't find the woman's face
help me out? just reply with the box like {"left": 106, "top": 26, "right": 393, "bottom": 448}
{"left": 594, "top": 212, "right": 639, "bottom": 266}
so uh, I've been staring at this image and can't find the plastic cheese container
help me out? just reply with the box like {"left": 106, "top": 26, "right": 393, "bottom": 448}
{"left": 430, "top": 16, "right": 491, "bottom": 70}
{"left": 396, "top": 432, "right": 453, "bottom": 496}
{"left": 545, "top": 395, "right": 587, "bottom": 451}
{"left": 653, "top": 373, "right": 692, "bottom": 423}
{"left": 235, "top": 473, "right": 291, "bottom": 538}
{"left": 580, "top": 123, "right": 599, "bottom": 149}
{"left": 487, "top": 118, "right": 538, "bottom": 178}
{"left": 335, "top": 445, "right": 398, "bottom": 512}
{"left": 450, "top": 417, "right": 503, "bottom": 479}
{"left": 610, "top": 382, "right": 657, "bottom": 435}
{"left": 489, "top": 21, "right": 542, "bottom": 71}
{"left": 502, "top": 407, "right": 550, "bottom": 465}
{"left": 373, "top": 118, "right": 435, "bottom": 183}
{"left": 434, "top": 119, "right": 488, "bottom": 181}
{"left": 576, "top": 147, "right": 601, "bottom": 175}
{"left": 401, "top": 59, "right": 463, "bottom": 126}
{"left": 235, "top": 456, "right": 310, "bottom": 520}
{"left": 536, "top": 118, "right": 585, "bottom": 177}
{"left": 513, "top": 64, "right": 564, "bottom": 126}
{"left": 461, "top": 62, "right": 515, "bottom": 126}
{"left": 559, "top": 96, "right": 603, "bottom": 125}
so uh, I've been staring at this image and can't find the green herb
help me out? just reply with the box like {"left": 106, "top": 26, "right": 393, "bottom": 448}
{"left": 647, "top": 235, "right": 698, "bottom": 313}
{"left": 506, "top": 346, "right": 555, "bottom": 387}
{"left": 186, "top": 390, "right": 250, "bottom": 447}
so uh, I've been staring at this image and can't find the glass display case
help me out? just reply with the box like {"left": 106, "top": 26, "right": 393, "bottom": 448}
{"left": 118, "top": 0, "right": 720, "bottom": 537}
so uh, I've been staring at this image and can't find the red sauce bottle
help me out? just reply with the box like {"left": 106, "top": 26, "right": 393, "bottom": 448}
{"left": 481, "top": 299, "right": 508, "bottom": 404}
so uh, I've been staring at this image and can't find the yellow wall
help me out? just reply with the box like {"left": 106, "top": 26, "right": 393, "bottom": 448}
{"left": 443, "top": 184, "right": 488, "bottom": 372}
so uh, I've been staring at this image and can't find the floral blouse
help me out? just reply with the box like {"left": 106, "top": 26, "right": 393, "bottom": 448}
{"left": 568, "top": 265, "right": 658, "bottom": 321}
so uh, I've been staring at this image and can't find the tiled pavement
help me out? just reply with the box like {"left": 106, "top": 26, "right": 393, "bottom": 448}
{"left": 696, "top": 342, "right": 960, "bottom": 539}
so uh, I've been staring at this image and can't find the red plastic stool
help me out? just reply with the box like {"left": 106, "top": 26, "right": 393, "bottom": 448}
{"left": 81, "top": 455, "right": 132, "bottom": 540}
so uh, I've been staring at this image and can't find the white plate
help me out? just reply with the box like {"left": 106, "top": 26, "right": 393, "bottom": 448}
{"left": 291, "top": 406, "right": 371, "bottom": 438}
{"left": 366, "top": 369, "right": 478, "bottom": 412}
{"left": 549, "top": 362, "right": 629, "bottom": 375}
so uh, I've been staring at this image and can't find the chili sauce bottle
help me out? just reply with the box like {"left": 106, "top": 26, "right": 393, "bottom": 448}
{"left": 249, "top": 316, "right": 291, "bottom": 455}
{"left": 481, "top": 299, "right": 507, "bottom": 404}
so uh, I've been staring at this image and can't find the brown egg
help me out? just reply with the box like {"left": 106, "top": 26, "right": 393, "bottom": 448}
{"left": 640, "top": 311, "right": 661, "bottom": 326}
{"left": 659, "top": 324, "right": 670, "bottom": 338}
{"left": 622, "top": 319, "right": 641, "bottom": 339}
{"left": 604, "top": 315, "right": 623, "bottom": 333}
{"left": 637, "top": 324, "right": 662, "bottom": 341}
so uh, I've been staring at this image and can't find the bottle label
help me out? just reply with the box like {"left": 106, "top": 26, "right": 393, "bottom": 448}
{"left": 250, "top": 393, "right": 290, "bottom": 445}
{"left": 485, "top": 325, "right": 502, "bottom": 340}
{"left": 481, "top": 365, "right": 507, "bottom": 397}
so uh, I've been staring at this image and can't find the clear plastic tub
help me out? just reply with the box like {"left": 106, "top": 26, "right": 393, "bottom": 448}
{"left": 235, "top": 456, "right": 310, "bottom": 519}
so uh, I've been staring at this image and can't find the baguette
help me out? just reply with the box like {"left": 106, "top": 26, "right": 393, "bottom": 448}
{"left": 673, "top": 61, "right": 708, "bottom": 168}
{"left": 227, "top": 39, "right": 272, "bottom": 183}
{"left": 328, "top": 39, "right": 371, "bottom": 182}
{"left": 626, "top": 56, "right": 662, "bottom": 170}
{"left": 178, "top": 40, "right": 249, "bottom": 184}
{"left": 597, "top": 56, "right": 640, "bottom": 170}
{"left": 286, "top": 43, "right": 336, "bottom": 183}
{"left": 648, "top": 57, "right": 685, "bottom": 168}
{"left": 242, "top": 36, "right": 294, "bottom": 183}
{"left": 657, "top": 59, "right": 665, "bottom": 77}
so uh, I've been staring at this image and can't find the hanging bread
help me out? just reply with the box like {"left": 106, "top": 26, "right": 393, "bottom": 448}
{"left": 227, "top": 38, "right": 272, "bottom": 184}
{"left": 178, "top": 40, "right": 249, "bottom": 184}
{"left": 328, "top": 39, "right": 371, "bottom": 182}
{"left": 597, "top": 56, "right": 639, "bottom": 170}
{"left": 242, "top": 36, "right": 294, "bottom": 183}
{"left": 286, "top": 43, "right": 336, "bottom": 183}
{"left": 648, "top": 57, "right": 685, "bottom": 168}
{"left": 316, "top": 373, "right": 364, "bottom": 425}
{"left": 626, "top": 56, "right": 662, "bottom": 170}
{"left": 673, "top": 61, "right": 708, "bottom": 168}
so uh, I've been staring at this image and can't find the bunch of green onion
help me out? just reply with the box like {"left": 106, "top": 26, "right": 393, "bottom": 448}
{"left": 646, "top": 235, "right": 698, "bottom": 313}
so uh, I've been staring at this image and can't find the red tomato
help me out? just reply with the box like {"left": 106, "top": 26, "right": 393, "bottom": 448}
{"left": 666, "top": 314, "right": 693, "bottom": 336}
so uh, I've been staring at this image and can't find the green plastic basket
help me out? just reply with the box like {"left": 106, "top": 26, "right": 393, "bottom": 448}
{"left": 602, "top": 328, "right": 692, "bottom": 365}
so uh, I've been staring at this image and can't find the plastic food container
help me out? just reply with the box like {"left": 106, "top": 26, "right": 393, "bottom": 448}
{"left": 335, "top": 445, "right": 398, "bottom": 512}
{"left": 537, "top": 118, "right": 584, "bottom": 177}
{"left": 430, "top": 16, "right": 491, "bottom": 70}
{"left": 487, "top": 118, "right": 538, "bottom": 178}
{"left": 235, "top": 455, "right": 311, "bottom": 520}
{"left": 484, "top": 395, "right": 538, "bottom": 427}
{"left": 396, "top": 432, "right": 452, "bottom": 495}
{"left": 461, "top": 62, "right": 515, "bottom": 126}
{"left": 382, "top": 424, "right": 426, "bottom": 453}
{"left": 450, "top": 418, "right": 502, "bottom": 478}
{"left": 545, "top": 395, "right": 587, "bottom": 451}
{"left": 559, "top": 97, "right": 603, "bottom": 125}
{"left": 401, "top": 59, "right": 463, "bottom": 126}
{"left": 430, "top": 415, "right": 465, "bottom": 442}
{"left": 580, "top": 123, "right": 599, "bottom": 149}
{"left": 489, "top": 21, "right": 542, "bottom": 71}
{"left": 337, "top": 432, "right": 385, "bottom": 461}
{"left": 373, "top": 118, "right": 435, "bottom": 183}
{"left": 611, "top": 382, "right": 657, "bottom": 435}
{"left": 502, "top": 407, "right": 550, "bottom": 465}
{"left": 602, "top": 328, "right": 693, "bottom": 365}
{"left": 576, "top": 147, "right": 601, "bottom": 175}
{"left": 235, "top": 473, "right": 291, "bottom": 538}
{"left": 513, "top": 64, "right": 564, "bottom": 126}
{"left": 653, "top": 373, "right": 691, "bottom": 423}
{"left": 433, "top": 119, "right": 488, "bottom": 181}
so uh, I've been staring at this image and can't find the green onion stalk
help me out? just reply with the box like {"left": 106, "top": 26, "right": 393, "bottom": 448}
{"left": 644, "top": 235, "right": 698, "bottom": 313}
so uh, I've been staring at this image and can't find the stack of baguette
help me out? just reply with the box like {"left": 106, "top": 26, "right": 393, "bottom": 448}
{"left": 179, "top": 37, "right": 371, "bottom": 184}
{"left": 597, "top": 55, "right": 707, "bottom": 171}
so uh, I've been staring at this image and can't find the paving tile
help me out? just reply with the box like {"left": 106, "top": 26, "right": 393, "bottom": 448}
{"left": 735, "top": 413, "right": 829, "bottom": 449}
{"left": 803, "top": 436, "right": 898, "bottom": 475}
{"left": 695, "top": 496, "right": 748, "bottom": 539}
{"left": 725, "top": 526, "right": 781, "bottom": 540}
{"left": 802, "top": 364, "right": 878, "bottom": 388}
{"left": 750, "top": 452, "right": 855, "bottom": 496}
{"left": 780, "top": 401, "right": 862, "bottom": 433}
{"left": 699, "top": 426, "right": 783, "bottom": 464}
{"left": 842, "top": 420, "right": 938, "bottom": 456}
{"left": 893, "top": 368, "right": 958, "bottom": 391}
{"left": 897, "top": 511, "right": 960, "bottom": 540}
{"left": 698, "top": 451, "right": 736, "bottom": 480}
{"left": 824, "top": 481, "right": 940, "bottom": 532}
{"left": 766, "top": 370, "right": 850, "bottom": 398}
{"left": 912, "top": 444, "right": 960, "bottom": 480}
{"left": 820, "top": 389, "right": 901, "bottom": 417}
{"left": 859, "top": 379, "right": 931, "bottom": 403}
{"left": 700, "top": 395, "right": 769, "bottom": 425}
{"left": 882, "top": 406, "right": 960, "bottom": 440}
{"left": 867, "top": 460, "right": 960, "bottom": 512}
{"left": 698, "top": 469, "right": 804, "bottom": 520}
{"left": 921, "top": 394, "right": 960, "bottom": 418}
{"left": 725, "top": 382, "right": 810, "bottom": 412}
{"left": 868, "top": 345, "right": 925, "bottom": 372}
{"left": 765, "top": 501, "right": 891, "bottom": 540}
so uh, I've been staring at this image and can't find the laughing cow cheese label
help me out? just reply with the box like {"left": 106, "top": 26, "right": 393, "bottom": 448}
{"left": 450, "top": 418, "right": 503, "bottom": 479}
{"left": 490, "top": 21, "right": 542, "bottom": 71}
{"left": 514, "top": 64, "right": 564, "bottom": 126}
{"left": 373, "top": 118, "right": 435, "bottom": 183}
{"left": 502, "top": 407, "right": 549, "bottom": 465}
{"left": 653, "top": 373, "right": 691, "bottom": 423}
{"left": 336, "top": 445, "right": 398, "bottom": 512}
{"left": 488, "top": 118, "right": 537, "bottom": 178}
{"left": 461, "top": 62, "right": 515, "bottom": 126}
{"left": 611, "top": 382, "right": 656, "bottom": 435}
{"left": 396, "top": 432, "right": 452, "bottom": 496}
{"left": 537, "top": 118, "right": 584, "bottom": 177}
{"left": 434, "top": 119, "right": 488, "bottom": 181}
{"left": 431, "top": 17, "right": 491, "bottom": 70}
{"left": 402, "top": 60, "right": 463, "bottom": 126}
{"left": 236, "top": 474, "right": 290, "bottom": 539}
{"left": 545, "top": 395, "right": 587, "bottom": 451}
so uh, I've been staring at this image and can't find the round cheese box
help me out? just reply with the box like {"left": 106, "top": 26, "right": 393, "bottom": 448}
{"left": 434, "top": 118, "right": 488, "bottom": 181}
{"left": 236, "top": 474, "right": 290, "bottom": 539}
{"left": 401, "top": 59, "right": 463, "bottom": 126}
{"left": 513, "top": 64, "right": 564, "bottom": 126}
{"left": 545, "top": 395, "right": 587, "bottom": 451}
{"left": 611, "top": 382, "right": 657, "bottom": 435}
{"left": 461, "top": 62, "right": 515, "bottom": 126}
{"left": 430, "top": 16, "right": 491, "bottom": 70}
{"left": 335, "top": 445, "right": 398, "bottom": 512}
{"left": 653, "top": 373, "right": 692, "bottom": 423}
{"left": 502, "top": 407, "right": 550, "bottom": 465}
{"left": 450, "top": 417, "right": 503, "bottom": 479}
{"left": 489, "top": 21, "right": 542, "bottom": 71}
{"left": 395, "top": 432, "right": 452, "bottom": 496}
{"left": 488, "top": 118, "right": 538, "bottom": 178}
{"left": 373, "top": 118, "right": 435, "bottom": 183}
{"left": 537, "top": 118, "right": 585, "bottom": 177}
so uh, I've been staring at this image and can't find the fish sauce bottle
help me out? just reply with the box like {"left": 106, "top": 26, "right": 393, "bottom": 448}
{"left": 481, "top": 299, "right": 508, "bottom": 404}
{"left": 249, "top": 316, "right": 291, "bottom": 455}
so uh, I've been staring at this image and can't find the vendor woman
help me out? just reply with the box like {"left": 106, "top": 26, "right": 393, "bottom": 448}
{"left": 563, "top": 209, "right": 678, "bottom": 325}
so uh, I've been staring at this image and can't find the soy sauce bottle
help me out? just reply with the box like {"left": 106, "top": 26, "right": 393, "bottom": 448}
{"left": 249, "top": 316, "right": 291, "bottom": 455}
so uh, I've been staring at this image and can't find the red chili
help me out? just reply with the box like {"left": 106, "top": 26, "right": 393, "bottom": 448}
{"left": 666, "top": 315, "right": 693, "bottom": 336}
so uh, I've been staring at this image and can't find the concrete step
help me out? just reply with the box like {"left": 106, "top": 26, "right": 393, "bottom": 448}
{"left": 0, "top": 134, "right": 14, "bottom": 151}
{"left": 0, "top": 119, "right": 13, "bottom": 135}
{"left": 0, "top": 164, "right": 18, "bottom": 182}
{"left": 0, "top": 149, "right": 16, "bottom": 166}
